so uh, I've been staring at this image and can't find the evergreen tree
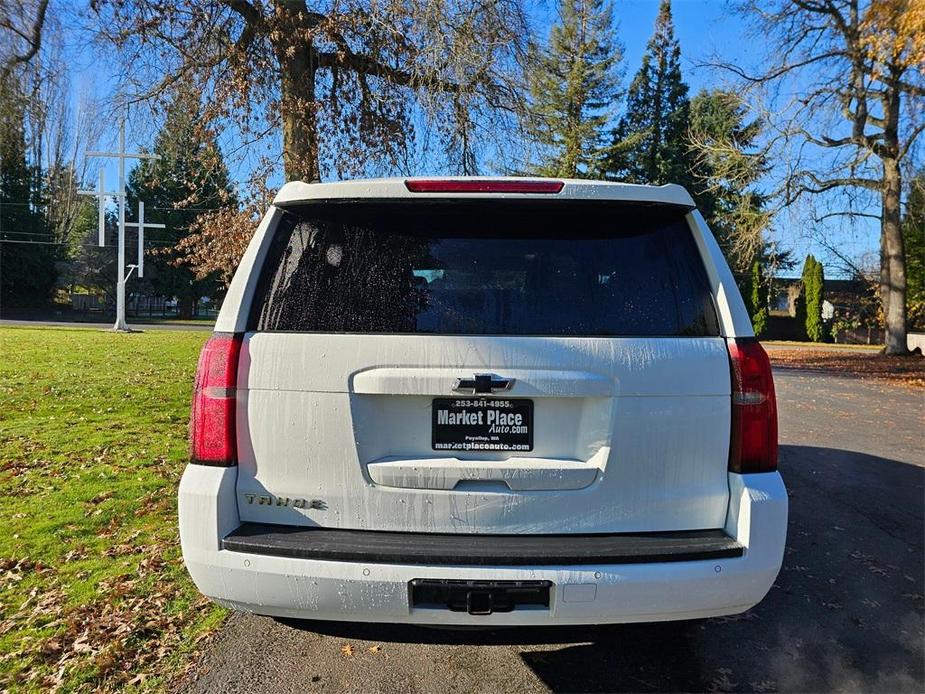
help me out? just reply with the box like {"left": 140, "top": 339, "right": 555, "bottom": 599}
{"left": 807, "top": 256, "right": 826, "bottom": 342}
{"left": 0, "top": 75, "right": 57, "bottom": 308}
{"left": 62, "top": 203, "right": 119, "bottom": 309}
{"left": 904, "top": 173, "right": 925, "bottom": 331}
{"left": 799, "top": 254, "right": 825, "bottom": 342}
{"left": 688, "top": 90, "right": 769, "bottom": 273}
{"left": 743, "top": 259, "right": 756, "bottom": 317}
{"left": 126, "top": 89, "right": 236, "bottom": 319}
{"left": 527, "top": 0, "right": 621, "bottom": 177}
{"left": 750, "top": 259, "right": 768, "bottom": 336}
{"left": 601, "top": 0, "right": 690, "bottom": 185}
{"left": 793, "top": 291, "right": 808, "bottom": 340}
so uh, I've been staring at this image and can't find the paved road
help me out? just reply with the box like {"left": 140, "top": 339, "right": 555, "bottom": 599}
{"left": 179, "top": 369, "right": 924, "bottom": 693}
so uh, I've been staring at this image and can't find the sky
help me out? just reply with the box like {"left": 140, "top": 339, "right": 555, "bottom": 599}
{"left": 69, "top": 0, "right": 883, "bottom": 279}
{"left": 578, "top": 0, "right": 881, "bottom": 278}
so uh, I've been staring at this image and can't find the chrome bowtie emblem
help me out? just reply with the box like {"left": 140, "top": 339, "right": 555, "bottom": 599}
{"left": 452, "top": 373, "right": 515, "bottom": 394}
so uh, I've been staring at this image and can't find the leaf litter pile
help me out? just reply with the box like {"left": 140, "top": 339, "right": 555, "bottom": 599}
{"left": 0, "top": 327, "right": 224, "bottom": 692}
{"left": 768, "top": 347, "right": 925, "bottom": 389}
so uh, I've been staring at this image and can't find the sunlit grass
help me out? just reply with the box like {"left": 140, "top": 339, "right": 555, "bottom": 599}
{"left": 763, "top": 340, "right": 881, "bottom": 350}
{"left": 0, "top": 326, "right": 225, "bottom": 691}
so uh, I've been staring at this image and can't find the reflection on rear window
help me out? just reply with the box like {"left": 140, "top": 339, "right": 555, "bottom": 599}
{"left": 250, "top": 201, "right": 719, "bottom": 336}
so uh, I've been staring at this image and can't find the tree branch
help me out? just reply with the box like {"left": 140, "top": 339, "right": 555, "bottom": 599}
{"left": 897, "top": 80, "right": 925, "bottom": 98}
{"left": 316, "top": 50, "right": 460, "bottom": 93}
{"left": 803, "top": 174, "right": 881, "bottom": 193}
{"left": 220, "top": 0, "right": 265, "bottom": 53}
{"left": 0, "top": 0, "right": 49, "bottom": 83}
{"left": 813, "top": 210, "right": 882, "bottom": 222}
{"left": 899, "top": 122, "right": 925, "bottom": 162}
{"left": 816, "top": 235, "right": 875, "bottom": 282}
{"left": 220, "top": 0, "right": 262, "bottom": 26}
{"left": 702, "top": 49, "right": 845, "bottom": 84}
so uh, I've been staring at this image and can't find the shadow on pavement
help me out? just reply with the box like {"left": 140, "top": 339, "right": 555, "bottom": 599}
{"left": 278, "top": 444, "right": 924, "bottom": 692}
{"left": 280, "top": 615, "right": 697, "bottom": 646}
{"left": 281, "top": 618, "right": 705, "bottom": 691}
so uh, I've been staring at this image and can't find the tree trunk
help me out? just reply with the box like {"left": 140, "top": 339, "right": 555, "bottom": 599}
{"left": 881, "top": 155, "right": 907, "bottom": 354}
{"left": 273, "top": 3, "right": 320, "bottom": 182}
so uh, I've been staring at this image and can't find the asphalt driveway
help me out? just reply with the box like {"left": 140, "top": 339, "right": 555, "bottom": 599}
{"left": 178, "top": 368, "right": 924, "bottom": 693}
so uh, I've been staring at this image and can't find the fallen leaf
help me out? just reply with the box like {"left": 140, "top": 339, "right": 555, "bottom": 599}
{"left": 88, "top": 491, "right": 114, "bottom": 505}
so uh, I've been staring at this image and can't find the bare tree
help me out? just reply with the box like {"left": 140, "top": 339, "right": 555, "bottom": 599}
{"left": 0, "top": 0, "right": 49, "bottom": 83}
{"left": 21, "top": 23, "right": 105, "bottom": 247}
{"left": 715, "top": 0, "right": 924, "bottom": 354}
{"left": 92, "top": 0, "right": 529, "bottom": 183}
{"left": 3, "top": 4, "right": 106, "bottom": 251}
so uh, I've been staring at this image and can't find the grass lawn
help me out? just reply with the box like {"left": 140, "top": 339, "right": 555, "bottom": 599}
{"left": 0, "top": 326, "right": 225, "bottom": 692}
{"left": 763, "top": 340, "right": 883, "bottom": 351}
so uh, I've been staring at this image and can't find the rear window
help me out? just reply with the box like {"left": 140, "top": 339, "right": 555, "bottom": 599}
{"left": 250, "top": 200, "right": 719, "bottom": 336}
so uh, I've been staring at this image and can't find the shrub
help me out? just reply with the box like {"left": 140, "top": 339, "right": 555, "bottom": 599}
{"left": 804, "top": 255, "right": 825, "bottom": 342}
{"left": 750, "top": 260, "right": 768, "bottom": 336}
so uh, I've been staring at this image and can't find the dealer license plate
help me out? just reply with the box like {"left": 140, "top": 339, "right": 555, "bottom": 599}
{"left": 432, "top": 398, "right": 533, "bottom": 452}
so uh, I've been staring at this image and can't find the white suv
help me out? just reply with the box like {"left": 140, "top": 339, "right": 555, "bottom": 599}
{"left": 179, "top": 177, "right": 787, "bottom": 625}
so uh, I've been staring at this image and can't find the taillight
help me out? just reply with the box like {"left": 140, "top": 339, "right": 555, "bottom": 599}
{"left": 727, "top": 337, "right": 778, "bottom": 473}
{"left": 404, "top": 179, "right": 564, "bottom": 194}
{"left": 189, "top": 333, "right": 242, "bottom": 466}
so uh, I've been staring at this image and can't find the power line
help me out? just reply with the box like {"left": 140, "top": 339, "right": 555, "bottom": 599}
{"left": 0, "top": 230, "right": 61, "bottom": 237}
{"left": 0, "top": 238, "right": 176, "bottom": 248}
{"left": 1, "top": 200, "right": 225, "bottom": 212}
{"left": 0, "top": 233, "right": 182, "bottom": 247}
{"left": 0, "top": 228, "right": 178, "bottom": 239}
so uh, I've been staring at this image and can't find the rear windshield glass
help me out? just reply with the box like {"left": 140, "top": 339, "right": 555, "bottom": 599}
{"left": 250, "top": 200, "right": 719, "bottom": 337}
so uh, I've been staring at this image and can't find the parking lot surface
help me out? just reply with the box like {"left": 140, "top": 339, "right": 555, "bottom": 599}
{"left": 179, "top": 368, "right": 924, "bottom": 693}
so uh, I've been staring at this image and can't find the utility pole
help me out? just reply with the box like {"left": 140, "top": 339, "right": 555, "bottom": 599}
{"left": 79, "top": 119, "right": 160, "bottom": 332}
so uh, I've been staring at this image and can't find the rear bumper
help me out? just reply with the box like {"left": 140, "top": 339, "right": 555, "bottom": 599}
{"left": 179, "top": 466, "right": 787, "bottom": 625}
{"left": 222, "top": 523, "right": 745, "bottom": 565}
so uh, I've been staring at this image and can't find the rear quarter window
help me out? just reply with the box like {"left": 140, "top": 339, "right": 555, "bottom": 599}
{"left": 249, "top": 200, "right": 719, "bottom": 337}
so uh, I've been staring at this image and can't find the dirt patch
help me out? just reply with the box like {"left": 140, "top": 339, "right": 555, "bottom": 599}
{"left": 768, "top": 349, "right": 925, "bottom": 389}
